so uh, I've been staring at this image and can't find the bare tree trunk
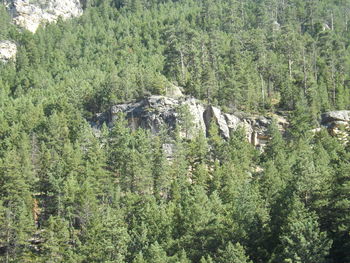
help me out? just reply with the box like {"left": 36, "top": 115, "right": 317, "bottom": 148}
{"left": 240, "top": 0, "right": 244, "bottom": 24}
{"left": 288, "top": 59, "right": 293, "bottom": 78}
{"left": 345, "top": 8, "right": 349, "bottom": 31}
{"left": 180, "top": 49, "right": 185, "bottom": 84}
{"left": 313, "top": 42, "right": 318, "bottom": 82}
{"left": 331, "top": 12, "right": 334, "bottom": 31}
{"left": 6, "top": 210, "right": 10, "bottom": 263}
{"left": 331, "top": 61, "right": 336, "bottom": 106}
{"left": 302, "top": 48, "right": 307, "bottom": 95}
{"left": 260, "top": 73, "right": 265, "bottom": 105}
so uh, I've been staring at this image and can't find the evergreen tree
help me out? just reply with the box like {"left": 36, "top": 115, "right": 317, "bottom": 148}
{"left": 217, "top": 242, "right": 252, "bottom": 263}
{"left": 274, "top": 196, "right": 332, "bottom": 263}
{"left": 40, "top": 216, "right": 78, "bottom": 263}
{"left": 328, "top": 158, "right": 350, "bottom": 262}
{"left": 1, "top": 0, "right": 350, "bottom": 261}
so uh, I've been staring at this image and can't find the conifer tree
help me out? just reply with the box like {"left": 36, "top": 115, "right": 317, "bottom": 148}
{"left": 327, "top": 158, "right": 350, "bottom": 262}
{"left": 152, "top": 137, "right": 171, "bottom": 200}
{"left": 274, "top": 196, "right": 332, "bottom": 263}
{"left": 40, "top": 216, "right": 77, "bottom": 263}
{"left": 217, "top": 242, "right": 252, "bottom": 263}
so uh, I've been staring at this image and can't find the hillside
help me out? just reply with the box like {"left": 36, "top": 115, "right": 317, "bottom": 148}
{"left": 0, "top": 0, "right": 350, "bottom": 262}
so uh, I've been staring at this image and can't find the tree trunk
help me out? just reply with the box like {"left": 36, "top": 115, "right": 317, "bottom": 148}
{"left": 180, "top": 49, "right": 185, "bottom": 84}
{"left": 302, "top": 48, "right": 307, "bottom": 95}
{"left": 288, "top": 59, "right": 293, "bottom": 78}
{"left": 331, "top": 61, "right": 336, "bottom": 106}
{"left": 260, "top": 73, "right": 265, "bottom": 105}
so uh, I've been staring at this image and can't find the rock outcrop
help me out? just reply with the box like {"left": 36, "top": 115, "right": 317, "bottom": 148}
{"left": 106, "top": 96, "right": 207, "bottom": 140}
{"left": 5, "top": 0, "right": 83, "bottom": 32}
{"left": 165, "top": 84, "right": 184, "bottom": 99}
{"left": 0, "top": 40, "right": 17, "bottom": 63}
{"left": 321, "top": 110, "right": 350, "bottom": 144}
{"left": 321, "top": 110, "right": 350, "bottom": 127}
{"left": 94, "top": 95, "right": 288, "bottom": 148}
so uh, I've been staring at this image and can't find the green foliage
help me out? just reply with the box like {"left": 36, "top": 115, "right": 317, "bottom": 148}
{"left": 217, "top": 242, "right": 252, "bottom": 263}
{"left": 275, "top": 197, "right": 332, "bottom": 263}
{"left": 0, "top": 0, "right": 350, "bottom": 262}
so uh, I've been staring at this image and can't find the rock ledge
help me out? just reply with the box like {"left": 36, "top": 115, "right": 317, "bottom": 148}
{"left": 94, "top": 95, "right": 289, "bottom": 148}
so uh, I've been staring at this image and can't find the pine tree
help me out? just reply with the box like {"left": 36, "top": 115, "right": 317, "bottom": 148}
{"left": 40, "top": 216, "right": 77, "bottom": 263}
{"left": 327, "top": 158, "right": 350, "bottom": 262}
{"left": 288, "top": 93, "right": 313, "bottom": 139}
{"left": 145, "top": 242, "right": 169, "bottom": 263}
{"left": 152, "top": 137, "right": 171, "bottom": 200}
{"left": 79, "top": 205, "right": 130, "bottom": 262}
{"left": 217, "top": 242, "right": 252, "bottom": 263}
{"left": 200, "top": 255, "right": 214, "bottom": 263}
{"left": 0, "top": 135, "right": 36, "bottom": 261}
{"left": 263, "top": 119, "right": 285, "bottom": 162}
{"left": 132, "top": 252, "right": 147, "bottom": 263}
{"left": 275, "top": 196, "right": 332, "bottom": 263}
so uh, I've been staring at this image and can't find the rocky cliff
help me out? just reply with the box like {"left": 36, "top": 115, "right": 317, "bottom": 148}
{"left": 94, "top": 95, "right": 289, "bottom": 149}
{"left": 94, "top": 96, "right": 350, "bottom": 150}
{"left": 4, "top": 0, "right": 83, "bottom": 32}
{"left": 0, "top": 40, "right": 17, "bottom": 62}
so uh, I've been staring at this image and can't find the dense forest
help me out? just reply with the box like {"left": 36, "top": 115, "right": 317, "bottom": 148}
{"left": 0, "top": 0, "right": 350, "bottom": 262}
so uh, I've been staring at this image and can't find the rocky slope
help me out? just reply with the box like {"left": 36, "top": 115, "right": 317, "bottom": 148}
{"left": 4, "top": 0, "right": 83, "bottom": 32}
{"left": 94, "top": 95, "right": 289, "bottom": 149}
{"left": 0, "top": 40, "right": 17, "bottom": 62}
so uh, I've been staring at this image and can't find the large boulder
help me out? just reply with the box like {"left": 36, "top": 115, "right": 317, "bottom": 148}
{"left": 5, "top": 0, "right": 83, "bottom": 33}
{"left": 0, "top": 40, "right": 17, "bottom": 63}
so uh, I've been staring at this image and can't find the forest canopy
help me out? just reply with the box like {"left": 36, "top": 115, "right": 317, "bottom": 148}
{"left": 0, "top": 0, "right": 350, "bottom": 262}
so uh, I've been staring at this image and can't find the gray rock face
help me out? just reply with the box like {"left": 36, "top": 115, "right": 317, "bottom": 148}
{"left": 181, "top": 98, "right": 206, "bottom": 139}
{"left": 95, "top": 95, "right": 288, "bottom": 148}
{"left": 5, "top": 0, "right": 83, "bottom": 32}
{"left": 162, "top": 143, "right": 176, "bottom": 159}
{"left": 165, "top": 84, "right": 184, "bottom": 99}
{"left": 0, "top": 40, "right": 17, "bottom": 63}
{"left": 320, "top": 110, "right": 350, "bottom": 145}
{"left": 106, "top": 96, "right": 206, "bottom": 139}
{"left": 204, "top": 106, "right": 230, "bottom": 139}
{"left": 321, "top": 110, "right": 350, "bottom": 126}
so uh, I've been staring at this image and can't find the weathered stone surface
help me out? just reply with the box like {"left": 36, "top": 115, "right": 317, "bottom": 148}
{"left": 182, "top": 98, "right": 206, "bottom": 139}
{"left": 5, "top": 0, "right": 83, "bottom": 32}
{"left": 107, "top": 96, "right": 206, "bottom": 139}
{"left": 272, "top": 21, "right": 280, "bottom": 31}
{"left": 321, "top": 110, "right": 350, "bottom": 126}
{"left": 224, "top": 113, "right": 241, "bottom": 130}
{"left": 204, "top": 106, "right": 230, "bottom": 139}
{"left": 166, "top": 84, "right": 184, "bottom": 99}
{"left": 95, "top": 95, "right": 289, "bottom": 148}
{"left": 162, "top": 143, "right": 175, "bottom": 159}
{"left": 320, "top": 110, "right": 350, "bottom": 145}
{"left": 273, "top": 113, "right": 289, "bottom": 130}
{"left": 0, "top": 40, "right": 17, "bottom": 63}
